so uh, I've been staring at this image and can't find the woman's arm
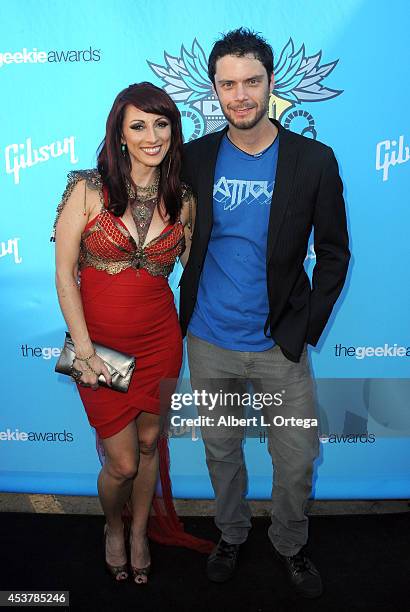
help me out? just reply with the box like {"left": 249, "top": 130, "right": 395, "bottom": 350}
{"left": 55, "top": 180, "right": 111, "bottom": 387}
{"left": 179, "top": 190, "right": 196, "bottom": 268}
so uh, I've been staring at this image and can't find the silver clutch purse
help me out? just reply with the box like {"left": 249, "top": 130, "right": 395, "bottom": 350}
{"left": 55, "top": 332, "right": 136, "bottom": 393}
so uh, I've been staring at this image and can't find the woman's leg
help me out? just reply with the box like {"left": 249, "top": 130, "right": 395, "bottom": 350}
{"left": 129, "top": 412, "right": 161, "bottom": 572}
{"left": 98, "top": 420, "right": 139, "bottom": 568}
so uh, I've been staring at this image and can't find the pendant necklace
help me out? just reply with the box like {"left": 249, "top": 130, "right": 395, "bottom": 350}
{"left": 128, "top": 171, "right": 160, "bottom": 247}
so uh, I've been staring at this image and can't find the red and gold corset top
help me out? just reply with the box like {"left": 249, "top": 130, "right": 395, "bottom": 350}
{"left": 53, "top": 170, "right": 187, "bottom": 278}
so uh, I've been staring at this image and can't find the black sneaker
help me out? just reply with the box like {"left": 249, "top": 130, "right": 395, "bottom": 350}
{"left": 273, "top": 545, "right": 323, "bottom": 598}
{"left": 207, "top": 538, "right": 240, "bottom": 582}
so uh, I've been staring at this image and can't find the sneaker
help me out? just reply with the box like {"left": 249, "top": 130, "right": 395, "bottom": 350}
{"left": 207, "top": 538, "right": 240, "bottom": 582}
{"left": 273, "top": 545, "right": 323, "bottom": 598}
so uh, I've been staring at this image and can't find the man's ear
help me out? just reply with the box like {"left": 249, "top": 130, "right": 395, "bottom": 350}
{"left": 269, "top": 72, "right": 275, "bottom": 94}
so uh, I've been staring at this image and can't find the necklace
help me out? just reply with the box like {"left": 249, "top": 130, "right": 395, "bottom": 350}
{"left": 128, "top": 171, "right": 160, "bottom": 246}
{"left": 126, "top": 171, "right": 160, "bottom": 201}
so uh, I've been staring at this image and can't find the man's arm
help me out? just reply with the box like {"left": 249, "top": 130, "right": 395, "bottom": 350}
{"left": 181, "top": 141, "right": 198, "bottom": 191}
{"left": 307, "top": 148, "right": 350, "bottom": 346}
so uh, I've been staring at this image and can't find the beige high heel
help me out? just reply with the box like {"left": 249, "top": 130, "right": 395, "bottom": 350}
{"left": 130, "top": 531, "right": 151, "bottom": 585}
{"left": 104, "top": 524, "right": 129, "bottom": 582}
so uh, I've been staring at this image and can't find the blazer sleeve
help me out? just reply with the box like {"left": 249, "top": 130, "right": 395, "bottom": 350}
{"left": 307, "top": 148, "right": 350, "bottom": 346}
{"left": 181, "top": 141, "right": 198, "bottom": 193}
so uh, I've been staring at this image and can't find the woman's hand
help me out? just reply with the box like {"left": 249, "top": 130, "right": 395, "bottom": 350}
{"left": 72, "top": 354, "right": 112, "bottom": 390}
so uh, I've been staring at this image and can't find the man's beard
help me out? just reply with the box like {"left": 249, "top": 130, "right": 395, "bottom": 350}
{"left": 222, "top": 93, "right": 270, "bottom": 130}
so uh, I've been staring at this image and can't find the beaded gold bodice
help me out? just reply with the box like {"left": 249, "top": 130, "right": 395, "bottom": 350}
{"left": 54, "top": 170, "right": 189, "bottom": 278}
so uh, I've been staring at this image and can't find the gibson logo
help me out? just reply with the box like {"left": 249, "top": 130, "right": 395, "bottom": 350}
{"left": 4, "top": 136, "right": 78, "bottom": 184}
{"left": 376, "top": 135, "right": 410, "bottom": 181}
{"left": 0, "top": 237, "right": 22, "bottom": 264}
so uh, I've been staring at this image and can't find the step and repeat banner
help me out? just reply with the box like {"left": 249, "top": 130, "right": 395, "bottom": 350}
{"left": 1, "top": 0, "right": 409, "bottom": 498}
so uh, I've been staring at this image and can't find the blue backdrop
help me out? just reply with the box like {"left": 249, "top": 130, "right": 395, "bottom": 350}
{"left": 1, "top": 0, "right": 409, "bottom": 498}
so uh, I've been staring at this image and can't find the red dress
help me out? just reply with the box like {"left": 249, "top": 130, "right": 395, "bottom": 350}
{"left": 55, "top": 170, "right": 213, "bottom": 553}
{"left": 77, "top": 195, "right": 183, "bottom": 438}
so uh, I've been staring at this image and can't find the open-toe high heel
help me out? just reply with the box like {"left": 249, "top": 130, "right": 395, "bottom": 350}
{"left": 131, "top": 563, "right": 151, "bottom": 585}
{"left": 104, "top": 524, "right": 129, "bottom": 582}
{"left": 130, "top": 532, "right": 151, "bottom": 585}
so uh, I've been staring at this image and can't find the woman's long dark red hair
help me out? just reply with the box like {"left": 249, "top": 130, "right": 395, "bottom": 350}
{"left": 97, "top": 82, "right": 183, "bottom": 222}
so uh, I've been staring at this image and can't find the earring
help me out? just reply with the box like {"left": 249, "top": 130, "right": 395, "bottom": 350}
{"left": 121, "top": 143, "right": 127, "bottom": 155}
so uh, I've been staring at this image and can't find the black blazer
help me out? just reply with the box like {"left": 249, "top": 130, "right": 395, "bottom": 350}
{"left": 180, "top": 119, "right": 350, "bottom": 362}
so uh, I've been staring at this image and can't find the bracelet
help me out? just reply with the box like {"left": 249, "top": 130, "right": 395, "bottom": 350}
{"left": 73, "top": 358, "right": 99, "bottom": 378}
{"left": 87, "top": 364, "right": 99, "bottom": 377}
{"left": 75, "top": 352, "right": 96, "bottom": 373}
{"left": 74, "top": 351, "right": 98, "bottom": 376}
{"left": 74, "top": 350, "right": 95, "bottom": 362}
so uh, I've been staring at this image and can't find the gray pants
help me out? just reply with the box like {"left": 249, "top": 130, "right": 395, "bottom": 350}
{"left": 187, "top": 332, "right": 319, "bottom": 556}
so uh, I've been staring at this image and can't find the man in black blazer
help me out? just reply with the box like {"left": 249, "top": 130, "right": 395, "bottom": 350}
{"left": 180, "top": 28, "right": 349, "bottom": 598}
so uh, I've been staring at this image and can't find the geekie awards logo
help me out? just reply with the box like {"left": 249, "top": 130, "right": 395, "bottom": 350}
{"left": 334, "top": 343, "right": 410, "bottom": 359}
{"left": 20, "top": 343, "right": 61, "bottom": 360}
{"left": 0, "top": 427, "right": 73, "bottom": 443}
{"left": 148, "top": 38, "right": 342, "bottom": 141}
{"left": 319, "top": 433, "right": 375, "bottom": 444}
{"left": 0, "top": 46, "right": 101, "bottom": 69}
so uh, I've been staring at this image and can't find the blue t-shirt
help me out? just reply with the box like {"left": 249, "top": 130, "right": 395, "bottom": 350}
{"left": 189, "top": 134, "right": 279, "bottom": 350}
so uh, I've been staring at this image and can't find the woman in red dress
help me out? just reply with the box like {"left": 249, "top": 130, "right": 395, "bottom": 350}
{"left": 54, "top": 83, "right": 212, "bottom": 584}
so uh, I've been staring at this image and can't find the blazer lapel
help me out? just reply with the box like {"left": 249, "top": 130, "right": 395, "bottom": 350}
{"left": 266, "top": 120, "right": 299, "bottom": 262}
{"left": 197, "top": 127, "right": 227, "bottom": 248}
